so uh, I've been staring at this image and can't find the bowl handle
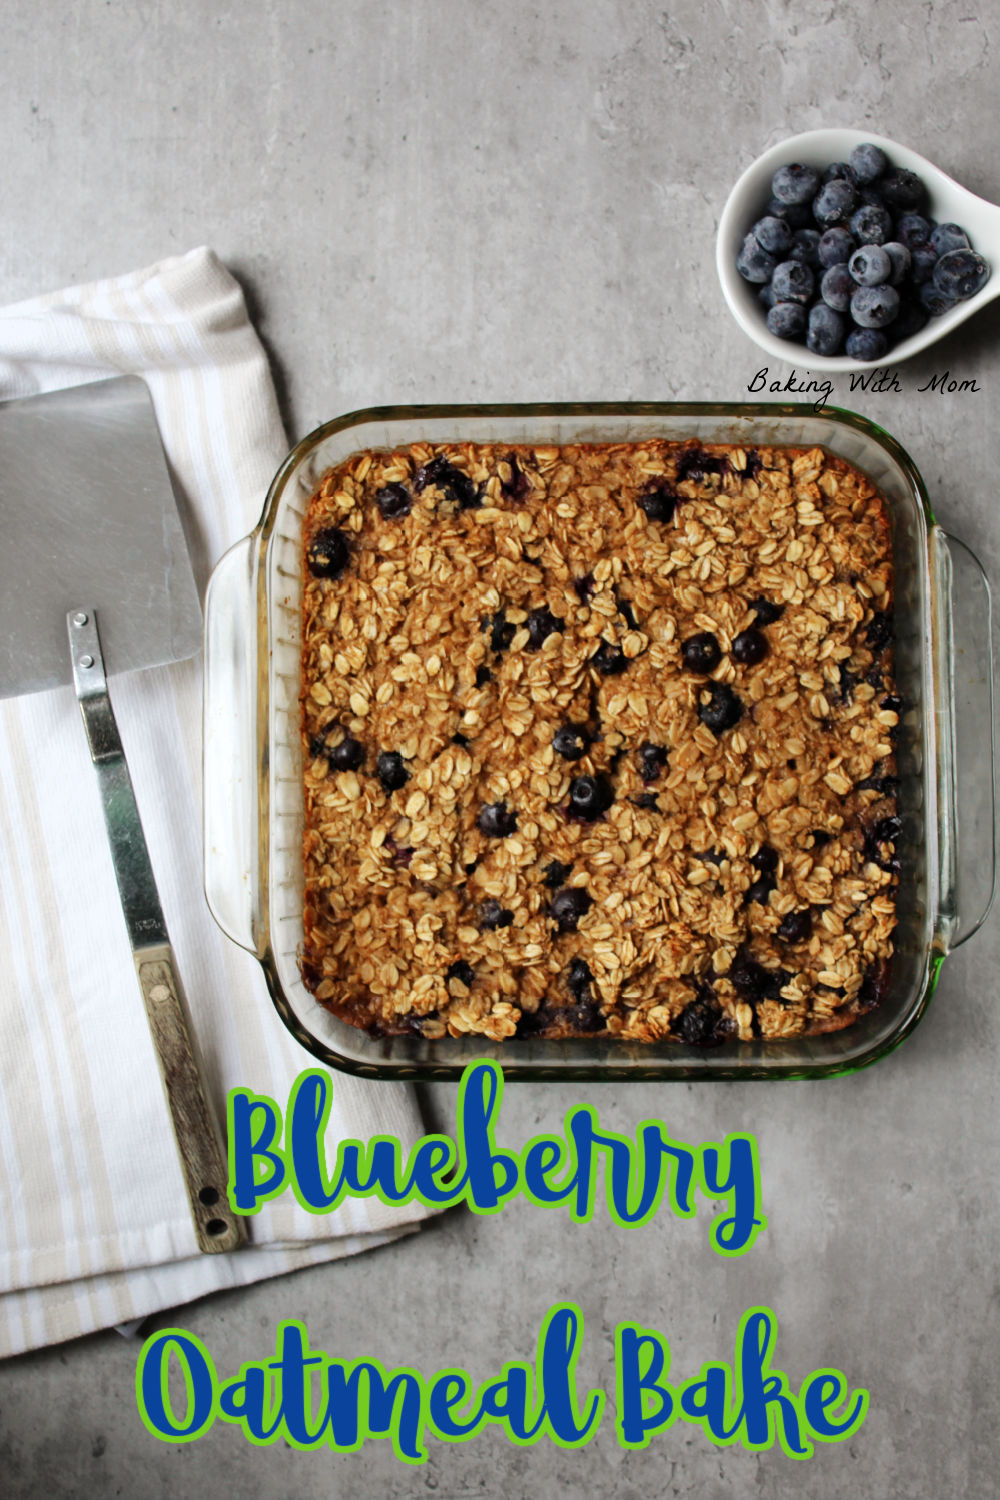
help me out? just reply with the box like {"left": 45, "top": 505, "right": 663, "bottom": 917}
{"left": 202, "top": 535, "right": 261, "bottom": 954}
{"left": 934, "top": 529, "right": 996, "bottom": 948}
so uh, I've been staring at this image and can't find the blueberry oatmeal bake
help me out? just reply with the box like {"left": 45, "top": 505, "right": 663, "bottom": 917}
{"left": 300, "top": 439, "right": 899, "bottom": 1045}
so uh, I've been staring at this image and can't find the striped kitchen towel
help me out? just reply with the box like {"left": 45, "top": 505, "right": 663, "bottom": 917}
{"left": 0, "top": 247, "right": 434, "bottom": 1359}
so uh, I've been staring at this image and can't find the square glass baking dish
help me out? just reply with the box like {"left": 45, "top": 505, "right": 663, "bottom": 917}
{"left": 203, "top": 403, "right": 995, "bottom": 1081}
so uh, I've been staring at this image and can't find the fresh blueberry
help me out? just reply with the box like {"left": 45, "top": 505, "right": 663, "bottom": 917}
{"left": 639, "top": 484, "right": 678, "bottom": 522}
{"left": 889, "top": 296, "right": 929, "bottom": 342}
{"left": 480, "top": 899, "right": 514, "bottom": 931}
{"left": 767, "top": 298, "right": 803, "bottom": 337}
{"left": 698, "top": 683, "right": 743, "bottom": 734}
{"left": 767, "top": 196, "right": 813, "bottom": 230}
{"left": 918, "top": 281, "right": 957, "bottom": 316}
{"left": 848, "top": 142, "right": 888, "bottom": 185}
{"left": 592, "top": 640, "right": 628, "bottom": 675}
{"left": 550, "top": 886, "right": 593, "bottom": 932}
{"left": 910, "top": 244, "right": 939, "bottom": 285}
{"left": 849, "top": 204, "right": 893, "bottom": 245}
{"left": 375, "top": 482, "right": 412, "bottom": 520}
{"left": 807, "top": 302, "right": 845, "bottom": 357}
{"left": 789, "top": 228, "right": 822, "bottom": 266}
{"left": 566, "top": 957, "right": 594, "bottom": 1004}
{"left": 930, "top": 222, "right": 971, "bottom": 257}
{"left": 552, "top": 723, "right": 589, "bottom": 760}
{"left": 478, "top": 801, "right": 517, "bottom": 838}
{"left": 306, "top": 527, "right": 350, "bottom": 580}
{"left": 771, "top": 162, "right": 821, "bottom": 205}
{"left": 568, "top": 774, "right": 614, "bottom": 820}
{"left": 878, "top": 168, "right": 925, "bottom": 210}
{"left": 751, "top": 216, "right": 794, "bottom": 256}
{"left": 933, "top": 249, "right": 990, "bottom": 300}
{"left": 818, "top": 227, "right": 857, "bottom": 268}
{"left": 880, "top": 241, "right": 911, "bottom": 286}
{"left": 849, "top": 244, "right": 892, "bottom": 286}
{"left": 822, "top": 161, "right": 853, "bottom": 184}
{"left": 846, "top": 328, "right": 889, "bottom": 362}
{"left": 778, "top": 909, "right": 813, "bottom": 943}
{"left": 851, "top": 284, "right": 900, "bottom": 328}
{"left": 376, "top": 750, "right": 409, "bottom": 792}
{"left": 771, "top": 260, "right": 814, "bottom": 304}
{"left": 681, "top": 632, "right": 722, "bottom": 674}
{"left": 543, "top": 859, "right": 572, "bottom": 889}
{"left": 414, "top": 456, "right": 479, "bottom": 509}
{"left": 896, "top": 213, "right": 933, "bottom": 249}
{"left": 445, "top": 959, "right": 475, "bottom": 988}
{"left": 638, "top": 742, "right": 668, "bottom": 782}
{"left": 751, "top": 597, "right": 785, "bottom": 625}
{"left": 820, "top": 262, "right": 855, "bottom": 313}
{"left": 526, "top": 608, "right": 564, "bottom": 651}
{"left": 737, "top": 233, "right": 777, "bottom": 284}
{"left": 766, "top": 302, "right": 807, "bottom": 341}
{"left": 732, "top": 628, "right": 769, "bottom": 665}
{"left": 812, "top": 177, "right": 858, "bottom": 228}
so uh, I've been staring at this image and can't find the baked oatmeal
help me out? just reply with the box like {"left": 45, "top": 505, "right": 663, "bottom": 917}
{"left": 299, "top": 440, "right": 899, "bottom": 1045}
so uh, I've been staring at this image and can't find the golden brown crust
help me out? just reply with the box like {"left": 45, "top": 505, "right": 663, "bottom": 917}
{"left": 299, "top": 440, "right": 898, "bottom": 1045}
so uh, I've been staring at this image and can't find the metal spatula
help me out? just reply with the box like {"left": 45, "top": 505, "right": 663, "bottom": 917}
{"left": 0, "top": 375, "right": 246, "bottom": 1254}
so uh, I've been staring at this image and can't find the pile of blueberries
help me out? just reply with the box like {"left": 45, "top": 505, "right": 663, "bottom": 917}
{"left": 736, "top": 142, "right": 990, "bottom": 360}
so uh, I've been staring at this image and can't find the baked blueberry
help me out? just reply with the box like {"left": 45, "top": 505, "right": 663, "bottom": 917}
{"left": 543, "top": 859, "right": 572, "bottom": 889}
{"left": 376, "top": 750, "right": 409, "bottom": 792}
{"left": 375, "top": 482, "right": 412, "bottom": 519}
{"left": 638, "top": 742, "right": 668, "bottom": 782}
{"left": 732, "top": 628, "right": 768, "bottom": 665}
{"left": 750, "top": 844, "right": 778, "bottom": 876}
{"left": 323, "top": 732, "right": 365, "bottom": 771}
{"left": 445, "top": 960, "right": 475, "bottom": 988}
{"left": 698, "top": 683, "right": 743, "bottom": 734}
{"left": 777, "top": 909, "right": 812, "bottom": 943}
{"left": 480, "top": 899, "right": 514, "bottom": 931}
{"left": 681, "top": 632, "right": 722, "bottom": 674}
{"left": 414, "top": 456, "right": 479, "bottom": 508}
{"left": 475, "top": 665, "right": 492, "bottom": 687}
{"left": 592, "top": 641, "right": 628, "bottom": 675}
{"left": 500, "top": 453, "right": 531, "bottom": 501}
{"left": 566, "top": 957, "right": 594, "bottom": 1004}
{"left": 750, "top": 596, "right": 785, "bottom": 625}
{"left": 745, "top": 878, "right": 775, "bottom": 906}
{"left": 489, "top": 610, "right": 516, "bottom": 652}
{"left": 526, "top": 608, "right": 564, "bottom": 650}
{"left": 676, "top": 449, "right": 724, "bottom": 482}
{"left": 573, "top": 572, "right": 596, "bottom": 600}
{"left": 306, "top": 527, "right": 349, "bottom": 580}
{"left": 675, "top": 992, "right": 725, "bottom": 1046}
{"left": 478, "top": 801, "right": 517, "bottom": 838}
{"left": 550, "top": 886, "right": 593, "bottom": 931}
{"left": 553, "top": 723, "right": 589, "bottom": 761}
{"left": 866, "top": 611, "right": 893, "bottom": 652}
{"left": 638, "top": 485, "right": 678, "bottom": 522}
{"left": 569, "top": 774, "right": 614, "bottom": 820}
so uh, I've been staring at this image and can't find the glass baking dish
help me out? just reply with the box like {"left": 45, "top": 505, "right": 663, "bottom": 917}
{"left": 203, "top": 403, "right": 996, "bottom": 1081}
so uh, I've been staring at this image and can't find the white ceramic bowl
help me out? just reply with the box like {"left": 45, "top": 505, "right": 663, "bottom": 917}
{"left": 716, "top": 128, "right": 1000, "bottom": 371}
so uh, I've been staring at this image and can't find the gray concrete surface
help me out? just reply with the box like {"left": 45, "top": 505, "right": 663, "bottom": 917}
{"left": 2, "top": 1, "right": 1000, "bottom": 1496}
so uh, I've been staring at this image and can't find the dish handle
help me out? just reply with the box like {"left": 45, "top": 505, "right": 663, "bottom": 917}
{"left": 203, "top": 535, "right": 261, "bottom": 955}
{"left": 933, "top": 528, "right": 997, "bottom": 948}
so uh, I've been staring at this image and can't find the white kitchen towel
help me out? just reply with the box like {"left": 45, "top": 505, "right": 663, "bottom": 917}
{"left": 0, "top": 247, "right": 434, "bottom": 1359}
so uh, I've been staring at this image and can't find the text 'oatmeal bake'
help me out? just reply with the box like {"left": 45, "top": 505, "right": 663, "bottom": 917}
{"left": 300, "top": 440, "right": 899, "bottom": 1045}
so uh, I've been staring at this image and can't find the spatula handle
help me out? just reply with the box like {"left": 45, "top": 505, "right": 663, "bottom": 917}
{"left": 67, "top": 608, "right": 247, "bottom": 1255}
